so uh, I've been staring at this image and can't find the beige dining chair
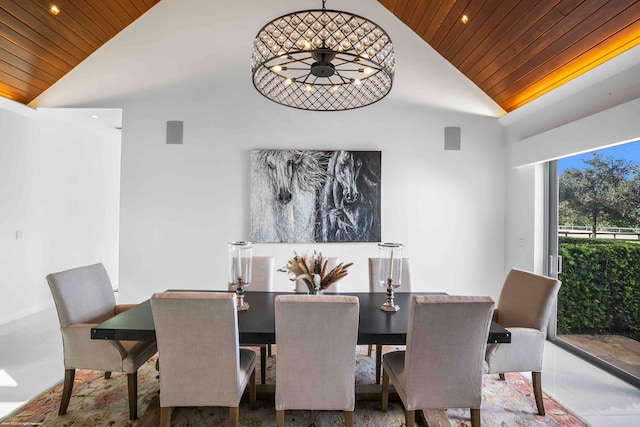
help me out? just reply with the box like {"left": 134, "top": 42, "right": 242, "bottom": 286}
{"left": 253, "top": 255, "right": 275, "bottom": 288}
{"left": 275, "top": 295, "right": 359, "bottom": 427}
{"left": 381, "top": 295, "right": 495, "bottom": 427}
{"left": 228, "top": 255, "right": 275, "bottom": 382}
{"left": 150, "top": 292, "right": 257, "bottom": 427}
{"left": 46, "top": 263, "right": 157, "bottom": 420}
{"left": 227, "top": 256, "right": 275, "bottom": 292}
{"left": 485, "top": 268, "right": 561, "bottom": 416}
{"left": 368, "top": 257, "right": 412, "bottom": 383}
{"left": 294, "top": 256, "right": 340, "bottom": 293}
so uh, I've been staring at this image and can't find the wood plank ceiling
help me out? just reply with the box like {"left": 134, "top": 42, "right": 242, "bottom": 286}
{"left": 1, "top": 0, "right": 639, "bottom": 112}
{"left": 379, "top": 0, "right": 640, "bottom": 112}
{"left": 0, "top": 0, "right": 159, "bottom": 105}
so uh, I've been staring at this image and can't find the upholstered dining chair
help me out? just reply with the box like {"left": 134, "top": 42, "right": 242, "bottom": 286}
{"left": 484, "top": 268, "right": 561, "bottom": 416}
{"left": 368, "top": 257, "right": 412, "bottom": 384}
{"left": 150, "top": 292, "right": 257, "bottom": 427}
{"left": 227, "top": 255, "right": 275, "bottom": 381}
{"left": 46, "top": 263, "right": 157, "bottom": 420}
{"left": 294, "top": 257, "right": 340, "bottom": 293}
{"left": 275, "top": 295, "right": 359, "bottom": 427}
{"left": 227, "top": 256, "right": 275, "bottom": 292}
{"left": 381, "top": 295, "right": 495, "bottom": 427}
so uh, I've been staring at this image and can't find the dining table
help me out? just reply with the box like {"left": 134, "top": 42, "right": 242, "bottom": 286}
{"left": 92, "top": 290, "right": 511, "bottom": 395}
{"left": 92, "top": 290, "right": 511, "bottom": 344}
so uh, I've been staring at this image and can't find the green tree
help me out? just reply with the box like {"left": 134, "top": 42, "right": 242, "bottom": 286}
{"left": 621, "top": 171, "right": 640, "bottom": 225}
{"left": 559, "top": 154, "right": 635, "bottom": 237}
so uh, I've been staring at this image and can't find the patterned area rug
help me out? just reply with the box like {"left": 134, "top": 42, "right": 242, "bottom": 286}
{"left": 1, "top": 346, "right": 588, "bottom": 426}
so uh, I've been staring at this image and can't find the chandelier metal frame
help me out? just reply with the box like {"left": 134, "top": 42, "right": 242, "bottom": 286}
{"left": 251, "top": 1, "right": 395, "bottom": 111}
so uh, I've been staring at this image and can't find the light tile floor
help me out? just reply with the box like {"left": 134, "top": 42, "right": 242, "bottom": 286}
{"left": 1, "top": 306, "right": 640, "bottom": 426}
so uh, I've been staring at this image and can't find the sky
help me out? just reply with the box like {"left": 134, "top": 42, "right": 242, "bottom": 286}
{"left": 557, "top": 139, "right": 640, "bottom": 174}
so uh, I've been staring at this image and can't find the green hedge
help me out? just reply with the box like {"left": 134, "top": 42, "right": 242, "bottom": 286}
{"left": 558, "top": 237, "right": 640, "bottom": 340}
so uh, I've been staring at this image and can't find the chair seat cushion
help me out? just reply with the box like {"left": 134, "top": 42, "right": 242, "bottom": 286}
{"left": 122, "top": 340, "right": 158, "bottom": 373}
{"left": 239, "top": 348, "right": 258, "bottom": 391}
{"left": 485, "top": 327, "right": 545, "bottom": 373}
{"left": 382, "top": 351, "right": 407, "bottom": 403}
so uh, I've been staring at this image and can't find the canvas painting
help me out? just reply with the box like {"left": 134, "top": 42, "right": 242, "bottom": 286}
{"left": 250, "top": 149, "right": 381, "bottom": 243}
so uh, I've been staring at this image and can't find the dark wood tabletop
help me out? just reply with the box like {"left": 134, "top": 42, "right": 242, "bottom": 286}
{"left": 91, "top": 291, "right": 511, "bottom": 344}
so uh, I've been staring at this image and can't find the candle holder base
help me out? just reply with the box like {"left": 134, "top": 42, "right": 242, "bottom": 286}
{"left": 236, "top": 299, "right": 250, "bottom": 311}
{"left": 235, "top": 279, "right": 249, "bottom": 311}
{"left": 380, "top": 278, "right": 400, "bottom": 312}
{"left": 380, "top": 302, "right": 400, "bottom": 312}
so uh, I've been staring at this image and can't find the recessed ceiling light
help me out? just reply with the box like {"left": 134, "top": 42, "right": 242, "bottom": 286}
{"left": 461, "top": 15, "right": 469, "bottom": 24}
{"left": 50, "top": 5, "right": 61, "bottom": 16}
{"left": 91, "top": 115, "right": 99, "bottom": 119}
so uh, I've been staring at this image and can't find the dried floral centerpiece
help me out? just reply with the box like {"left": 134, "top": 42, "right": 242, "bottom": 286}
{"left": 280, "top": 251, "right": 352, "bottom": 294}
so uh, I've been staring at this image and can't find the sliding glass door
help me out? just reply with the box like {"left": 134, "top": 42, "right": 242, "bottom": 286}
{"left": 547, "top": 143, "right": 640, "bottom": 387}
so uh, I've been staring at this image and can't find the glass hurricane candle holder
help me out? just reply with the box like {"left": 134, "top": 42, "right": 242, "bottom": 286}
{"left": 378, "top": 243, "right": 403, "bottom": 312}
{"left": 228, "top": 241, "right": 253, "bottom": 311}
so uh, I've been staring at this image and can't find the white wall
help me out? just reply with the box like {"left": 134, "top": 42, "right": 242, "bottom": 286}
{"left": 0, "top": 101, "right": 121, "bottom": 325}
{"left": 116, "top": 82, "right": 507, "bottom": 302}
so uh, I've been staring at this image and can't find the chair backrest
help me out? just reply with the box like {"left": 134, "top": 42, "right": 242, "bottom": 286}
{"left": 251, "top": 256, "right": 275, "bottom": 290}
{"left": 294, "top": 257, "right": 341, "bottom": 293}
{"left": 496, "top": 268, "right": 561, "bottom": 331}
{"left": 368, "top": 257, "right": 412, "bottom": 292}
{"left": 404, "top": 295, "right": 494, "bottom": 409}
{"left": 150, "top": 292, "right": 242, "bottom": 408}
{"left": 46, "top": 263, "right": 116, "bottom": 327}
{"left": 228, "top": 256, "right": 275, "bottom": 291}
{"left": 275, "top": 295, "right": 359, "bottom": 411}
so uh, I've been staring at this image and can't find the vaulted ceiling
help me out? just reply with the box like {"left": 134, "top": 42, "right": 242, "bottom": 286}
{"left": 0, "top": 0, "right": 160, "bottom": 105}
{"left": 379, "top": 0, "right": 640, "bottom": 112}
{"left": 1, "top": 0, "right": 639, "bottom": 113}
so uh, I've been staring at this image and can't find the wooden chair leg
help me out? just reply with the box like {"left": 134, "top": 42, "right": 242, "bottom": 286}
{"left": 160, "top": 407, "right": 172, "bottom": 427}
{"left": 268, "top": 343, "right": 272, "bottom": 357}
{"left": 367, "top": 344, "right": 373, "bottom": 356}
{"left": 498, "top": 373, "right": 505, "bottom": 381}
{"left": 344, "top": 410, "right": 354, "bottom": 427}
{"left": 375, "top": 345, "right": 382, "bottom": 384}
{"left": 276, "top": 409, "right": 285, "bottom": 427}
{"left": 127, "top": 372, "right": 138, "bottom": 420}
{"left": 532, "top": 371, "right": 545, "bottom": 416}
{"left": 406, "top": 409, "right": 415, "bottom": 427}
{"left": 381, "top": 370, "right": 390, "bottom": 411}
{"left": 249, "top": 368, "right": 257, "bottom": 409}
{"left": 260, "top": 346, "right": 267, "bottom": 384}
{"left": 417, "top": 409, "right": 429, "bottom": 426}
{"left": 59, "top": 369, "right": 75, "bottom": 415}
{"left": 229, "top": 406, "right": 239, "bottom": 427}
{"left": 104, "top": 371, "right": 111, "bottom": 379}
{"left": 470, "top": 408, "right": 480, "bottom": 427}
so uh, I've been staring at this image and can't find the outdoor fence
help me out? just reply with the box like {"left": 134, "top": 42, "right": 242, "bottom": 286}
{"left": 559, "top": 225, "right": 640, "bottom": 240}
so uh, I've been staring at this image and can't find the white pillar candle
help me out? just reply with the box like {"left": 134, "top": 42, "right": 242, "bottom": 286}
{"left": 388, "top": 249, "right": 394, "bottom": 281}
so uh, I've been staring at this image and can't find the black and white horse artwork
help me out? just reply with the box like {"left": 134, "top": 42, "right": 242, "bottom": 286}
{"left": 249, "top": 149, "right": 380, "bottom": 243}
{"left": 250, "top": 150, "right": 328, "bottom": 243}
{"left": 319, "top": 151, "right": 381, "bottom": 242}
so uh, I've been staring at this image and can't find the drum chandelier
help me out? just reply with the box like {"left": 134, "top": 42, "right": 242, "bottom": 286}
{"left": 250, "top": 0, "right": 395, "bottom": 111}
